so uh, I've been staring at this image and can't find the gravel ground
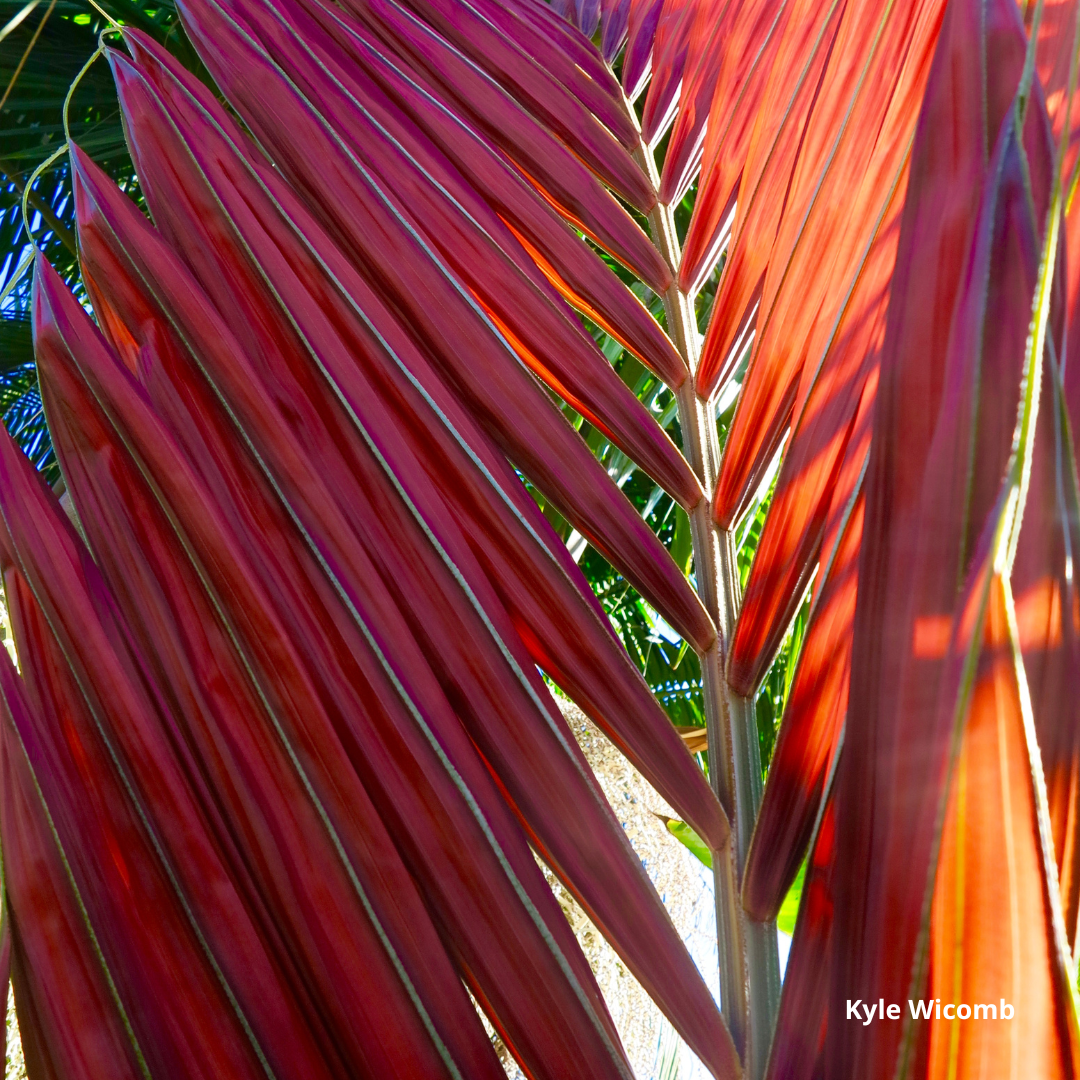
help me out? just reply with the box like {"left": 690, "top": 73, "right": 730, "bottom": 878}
{"left": 535, "top": 699, "right": 723, "bottom": 1080}
{"left": 5, "top": 989, "right": 24, "bottom": 1080}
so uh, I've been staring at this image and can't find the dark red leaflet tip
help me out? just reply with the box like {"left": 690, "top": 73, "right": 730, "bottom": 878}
{"left": 763, "top": 797, "right": 835, "bottom": 1080}
{"left": 621, "top": 0, "right": 662, "bottom": 100}
{"left": 392, "top": 0, "right": 650, "bottom": 196}
{"left": 189, "top": 0, "right": 695, "bottom": 504}
{"left": 341, "top": 0, "right": 656, "bottom": 208}
{"left": 399, "top": 0, "right": 637, "bottom": 148}
{"left": 306, "top": 0, "right": 671, "bottom": 285}
{"left": 501, "top": 0, "right": 620, "bottom": 94}
{"left": 741, "top": 491, "right": 861, "bottom": 922}
{"left": 176, "top": 2, "right": 677, "bottom": 375}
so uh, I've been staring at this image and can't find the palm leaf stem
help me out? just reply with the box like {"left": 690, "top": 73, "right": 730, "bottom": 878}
{"left": 0, "top": 156, "right": 77, "bottom": 255}
{"left": 634, "top": 124, "right": 780, "bottom": 1079}
{"left": 0, "top": 0, "right": 57, "bottom": 113}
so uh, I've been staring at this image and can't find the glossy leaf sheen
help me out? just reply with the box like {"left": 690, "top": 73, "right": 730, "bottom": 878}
{"left": 100, "top": 39, "right": 722, "bottom": 808}
{"left": 69, "top": 113, "right": 736, "bottom": 1078}
{"left": 0, "top": 647, "right": 146, "bottom": 1080}
{"left": 0, "top": 393, "right": 350, "bottom": 1079}
{"left": 743, "top": 492, "right": 862, "bottom": 922}
{"left": 38, "top": 258, "right": 532, "bottom": 1080}
{"left": 926, "top": 573, "right": 1077, "bottom": 1080}
{"left": 117, "top": 31, "right": 715, "bottom": 655}
{"left": 830, "top": 20, "right": 1051, "bottom": 1072}
{"left": 173, "top": 0, "right": 694, "bottom": 495}
{"left": 13, "top": 0, "right": 1080, "bottom": 1073}
{"left": 708, "top": 0, "right": 945, "bottom": 529}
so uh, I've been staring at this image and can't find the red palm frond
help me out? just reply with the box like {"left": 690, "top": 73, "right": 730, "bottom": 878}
{"left": 925, "top": 566, "right": 1078, "bottom": 1079}
{"left": 7, "top": 0, "right": 1080, "bottom": 1075}
{"left": 832, "top": 29, "right": 1056, "bottom": 1074}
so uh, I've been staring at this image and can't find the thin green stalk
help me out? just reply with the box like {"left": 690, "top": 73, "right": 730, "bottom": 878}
{"left": 0, "top": 157, "right": 77, "bottom": 256}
